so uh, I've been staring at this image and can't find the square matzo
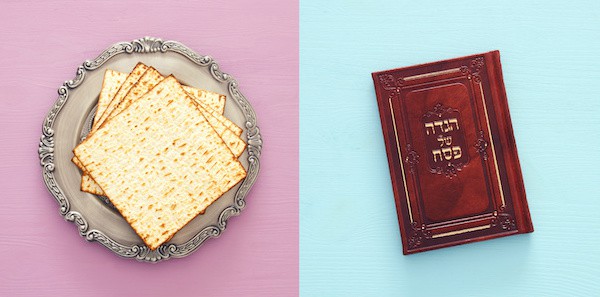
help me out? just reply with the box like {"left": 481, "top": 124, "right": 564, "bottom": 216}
{"left": 73, "top": 76, "right": 247, "bottom": 250}
{"left": 74, "top": 67, "right": 244, "bottom": 196}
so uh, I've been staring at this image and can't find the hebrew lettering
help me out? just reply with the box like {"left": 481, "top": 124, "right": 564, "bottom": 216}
{"left": 422, "top": 104, "right": 468, "bottom": 176}
{"left": 433, "top": 120, "right": 444, "bottom": 133}
{"left": 441, "top": 147, "right": 453, "bottom": 160}
{"left": 425, "top": 122, "right": 435, "bottom": 135}
{"left": 424, "top": 117, "right": 459, "bottom": 135}
{"left": 432, "top": 149, "right": 443, "bottom": 162}
{"left": 448, "top": 118, "right": 459, "bottom": 130}
{"left": 437, "top": 135, "right": 452, "bottom": 147}
{"left": 452, "top": 146, "right": 462, "bottom": 159}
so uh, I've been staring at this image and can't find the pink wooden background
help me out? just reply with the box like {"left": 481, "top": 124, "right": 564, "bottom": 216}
{"left": 0, "top": 1, "right": 298, "bottom": 296}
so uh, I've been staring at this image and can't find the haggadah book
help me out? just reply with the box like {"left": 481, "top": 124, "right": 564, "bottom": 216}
{"left": 372, "top": 50, "right": 533, "bottom": 255}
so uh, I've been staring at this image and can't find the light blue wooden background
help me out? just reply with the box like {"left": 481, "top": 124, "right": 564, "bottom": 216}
{"left": 300, "top": 1, "right": 600, "bottom": 296}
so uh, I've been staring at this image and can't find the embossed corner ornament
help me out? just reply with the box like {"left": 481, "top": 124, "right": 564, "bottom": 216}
{"left": 379, "top": 74, "right": 404, "bottom": 98}
{"left": 408, "top": 222, "right": 431, "bottom": 249}
{"left": 492, "top": 207, "right": 516, "bottom": 231}
{"left": 38, "top": 37, "right": 262, "bottom": 262}
{"left": 460, "top": 57, "right": 485, "bottom": 83}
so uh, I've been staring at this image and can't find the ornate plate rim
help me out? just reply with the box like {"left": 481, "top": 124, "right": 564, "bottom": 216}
{"left": 38, "top": 36, "right": 262, "bottom": 262}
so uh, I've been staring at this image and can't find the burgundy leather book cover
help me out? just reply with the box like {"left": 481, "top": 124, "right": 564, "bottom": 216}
{"left": 372, "top": 50, "right": 533, "bottom": 255}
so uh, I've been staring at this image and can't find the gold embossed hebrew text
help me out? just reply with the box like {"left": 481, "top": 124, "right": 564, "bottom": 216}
{"left": 425, "top": 118, "right": 462, "bottom": 163}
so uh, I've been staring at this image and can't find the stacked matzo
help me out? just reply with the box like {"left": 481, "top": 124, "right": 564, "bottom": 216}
{"left": 72, "top": 64, "right": 247, "bottom": 250}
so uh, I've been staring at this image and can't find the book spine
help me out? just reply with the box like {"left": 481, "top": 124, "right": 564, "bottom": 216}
{"left": 485, "top": 51, "right": 534, "bottom": 233}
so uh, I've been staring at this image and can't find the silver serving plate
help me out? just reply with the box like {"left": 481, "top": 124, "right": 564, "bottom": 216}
{"left": 38, "top": 37, "right": 262, "bottom": 262}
